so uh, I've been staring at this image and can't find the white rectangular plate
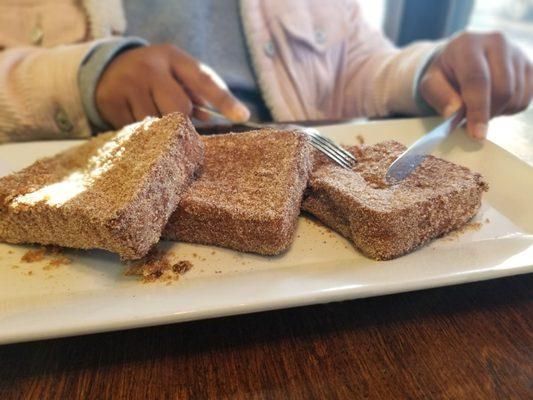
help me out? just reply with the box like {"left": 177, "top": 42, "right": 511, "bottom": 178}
{"left": 0, "top": 118, "right": 532, "bottom": 345}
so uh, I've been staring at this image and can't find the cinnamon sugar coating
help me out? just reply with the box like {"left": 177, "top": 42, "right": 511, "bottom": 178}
{"left": 303, "top": 141, "right": 488, "bottom": 260}
{"left": 0, "top": 113, "right": 204, "bottom": 260}
{"left": 164, "top": 129, "right": 313, "bottom": 255}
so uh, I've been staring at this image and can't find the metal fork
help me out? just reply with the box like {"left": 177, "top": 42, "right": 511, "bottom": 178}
{"left": 194, "top": 105, "right": 356, "bottom": 169}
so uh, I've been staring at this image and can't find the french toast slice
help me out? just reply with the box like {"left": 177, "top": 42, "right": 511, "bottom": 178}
{"left": 302, "top": 140, "right": 488, "bottom": 260}
{"left": 164, "top": 129, "right": 313, "bottom": 255}
{"left": 0, "top": 113, "right": 204, "bottom": 260}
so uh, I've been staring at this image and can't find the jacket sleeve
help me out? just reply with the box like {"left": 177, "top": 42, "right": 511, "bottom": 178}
{"left": 0, "top": 42, "right": 100, "bottom": 142}
{"left": 342, "top": 1, "right": 441, "bottom": 118}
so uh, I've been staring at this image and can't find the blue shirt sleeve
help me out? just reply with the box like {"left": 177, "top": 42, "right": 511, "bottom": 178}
{"left": 78, "top": 37, "right": 149, "bottom": 132}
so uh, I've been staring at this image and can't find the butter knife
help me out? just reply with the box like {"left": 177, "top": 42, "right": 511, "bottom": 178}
{"left": 385, "top": 109, "right": 466, "bottom": 183}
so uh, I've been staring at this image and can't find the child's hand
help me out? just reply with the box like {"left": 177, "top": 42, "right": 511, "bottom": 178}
{"left": 95, "top": 44, "right": 250, "bottom": 129}
{"left": 419, "top": 32, "right": 532, "bottom": 140}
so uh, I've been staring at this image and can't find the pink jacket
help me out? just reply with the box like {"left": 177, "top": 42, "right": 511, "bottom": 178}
{"left": 0, "top": 0, "right": 437, "bottom": 142}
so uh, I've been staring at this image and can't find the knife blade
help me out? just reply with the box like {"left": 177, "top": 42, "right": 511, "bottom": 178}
{"left": 385, "top": 109, "right": 466, "bottom": 184}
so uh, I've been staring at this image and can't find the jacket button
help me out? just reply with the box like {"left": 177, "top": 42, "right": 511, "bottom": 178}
{"left": 30, "top": 25, "right": 44, "bottom": 45}
{"left": 263, "top": 41, "right": 276, "bottom": 58}
{"left": 315, "top": 29, "right": 326, "bottom": 44}
{"left": 55, "top": 107, "right": 73, "bottom": 133}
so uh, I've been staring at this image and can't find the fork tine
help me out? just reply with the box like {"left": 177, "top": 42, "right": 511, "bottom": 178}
{"left": 303, "top": 130, "right": 356, "bottom": 163}
{"left": 309, "top": 139, "right": 352, "bottom": 169}
{"left": 304, "top": 129, "right": 357, "bottom": 162}
{"left": 310, "top": 135, "right": 355, "bottom": 166}
{"left": 191, "top": 106, "right": 357, "bottom": 162}
{"left": 190, "top": 110, "right": 357, "bottom": 168}
{"left": 306, "top": 133, "right": 355, "bottom": 167}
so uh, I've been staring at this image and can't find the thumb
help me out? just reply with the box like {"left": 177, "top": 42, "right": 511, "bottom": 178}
{"left": 419, "top": 68, "right": 463, "bottom": 117}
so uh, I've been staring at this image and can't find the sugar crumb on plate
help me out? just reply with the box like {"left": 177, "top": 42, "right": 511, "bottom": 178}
{"left": 441, "top": 219, "right": 487, "bottom": 242}
{"left": 19, "top": 246, "right": 72, "bottom": 271}
{"left": 125, "top": 248, "right": 193, "bottom": 284}
{"left": 44, "top": 256, "right": 72, "bottom": 270}
{"left": 172, "top": 260, "right": 193, "bottom": 274}
{"left": 21, "top": 248, "right": 47, "bottom": 263}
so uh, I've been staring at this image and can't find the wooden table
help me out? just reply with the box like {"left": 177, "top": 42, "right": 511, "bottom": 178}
{"left": 1, "top": 112, "right": 532, "bottom": 399}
